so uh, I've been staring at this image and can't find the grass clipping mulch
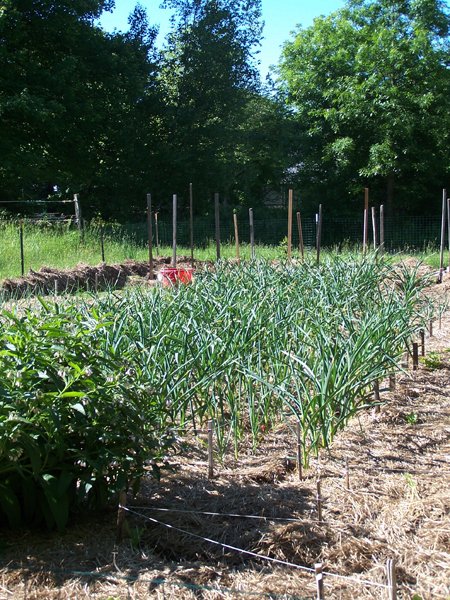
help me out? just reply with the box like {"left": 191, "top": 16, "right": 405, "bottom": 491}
{"left": 1, "top": 312, "right": 449, "bottom": 599}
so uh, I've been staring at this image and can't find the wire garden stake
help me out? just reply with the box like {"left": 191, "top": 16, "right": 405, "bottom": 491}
{"left": 233, "top": 210, "right": 240, "bottom": 262}
{"left": 116, "top": 490, "right": 128, "bottom": 543}
{"left": 412, "top": 342, "right": 419, "bottom": 371}
{"left": 315, "top": 563, "right": 325, "bottom": 599}
{"left": 208, "top": 419, "right": 214, "bottom": 479}
{"left": 296, "top": 422, "right": 303, "bottom": 481}
{"left": 380, "top": 204, "right": 385, "bottom": 254}
{"left": 386, "top": 558, "right": 397, "bottom": 600}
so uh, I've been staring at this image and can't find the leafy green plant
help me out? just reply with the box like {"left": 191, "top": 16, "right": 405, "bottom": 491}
{"left": 0, "top": 255, "right": 427, "bottom": 528}
{"left": 420, "top": 352, "right": 443, "bottom": 369}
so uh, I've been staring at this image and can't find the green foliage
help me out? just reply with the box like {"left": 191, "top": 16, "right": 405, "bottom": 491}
{"left": 0, "top": 302, "right": 174, "bottom": 529}
{"left": 420, "top": 351, "right": 443, "bottom": 369}
{"left": 278, "top": 0, "right": 450, "bottom": 214}
{"left": 0, "top": 255, "right": 429, "bottom": 529}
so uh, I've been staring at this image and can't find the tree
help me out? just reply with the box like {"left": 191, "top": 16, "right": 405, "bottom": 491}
{"left": 156, "top": 0, "right": 263, "bottom": 212}
{"left": 278, "top": 0, "right": 450, "bottom": 215}
{"left": 0, "top": 0, "right": 159, "bottom": 217}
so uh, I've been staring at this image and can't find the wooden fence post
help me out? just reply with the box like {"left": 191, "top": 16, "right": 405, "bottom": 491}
{"left": 19, "top": 221, "right": 25, "bottom": 276}
{"left": 215, "top": 193, "right": 221, "bottom": 261}
{"left": 371, "top": 206, "right": 377, "bottom": 249}
{"left": 438, "top": 189, "right": 446, "bottom": 283}
{"left": 172, "top": 194, "right": 177, "bottom": 267}
{"left": 380, "top": 204, "right": 385, "bottom": 254}
{"left": 363, "top": 187, "right": 369, "bottom": 253}
{"left": 316, "top": 204, "right": 323, "bottom": 265}
{"left": 189, "top": 183, "right": 194, "bottom": 268}
{"left": 100, "top": 224, "right": 105, "bottom": 263}
{"left": 249, "top": 208, "right": 255, "bottom": 260}
{"left": 233, "top": 210, "right": 240, "bottom": 262}
{"left": 147, "top": 193, "right": 153, "bottom": 275}
{"left": 315, "top": 563, "right": 325, "bottom": 599}
{"left": 287, "top": 189, "right": 293, "bottom": 261}
{"left": 297, "top": 211, "right": 304, "bottom": 260}
{"left": 412, "top": 342, "right": 419, "bottom": 371}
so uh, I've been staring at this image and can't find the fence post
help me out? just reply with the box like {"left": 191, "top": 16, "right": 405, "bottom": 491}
{"left": 214, "top": 193, "right": 220, "bottom": 261}
{"left": 172, "top": 194, "right": 177, "bottom": 267}
{"left": 189, "top": 183, "right": 194, "bottom": 268}
{"left": 380, "top": 204, "right": 385, "bottom": 253}
{"left": 287, "top": 189, "right": 293, "bottom": 261}
{"left": 208, "top": 419, "right": 214, "bottom": 479}
{"left": 363, "top": 187, "right": 369, "bottom": 253}
{"left": 146, "top": 193, "right": 153, "bottom": 275}
{"left": 386, "top": 558, "right": 397, "bottom": 600}
{"left": 438, "top": 189, "right": 446, "bottom": 283}
{"left": 297, "top": 211, "right": 304, "bottom": 260}
{"left": 74, "top": 193, "right": 82, "bottom": 232}
{"left": 371, "top": 206, "right": 377, "bottom": 249}
{"left": 100, "top": 224, "right": 105, "bottom": 263}
{"left": 19, "top": 220, "right": 25, "bottom": 276}
{"left": 316, "top": 204, "right": 323, "bottom": 265}
{"left": 315, "top": 563, "right": 325, "bottom": 599}
{"left": 249, "top": 208, "right": 255, "bottom": 260}
{"left": 233, "top": 210, "right": 240, "bottom": 263}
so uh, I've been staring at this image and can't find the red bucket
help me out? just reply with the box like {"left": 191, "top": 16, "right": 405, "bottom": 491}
{"left": 157, "top": 266, "right": 194, "bottom": 287}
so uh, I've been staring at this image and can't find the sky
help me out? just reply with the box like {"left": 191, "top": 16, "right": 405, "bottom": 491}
{"left": 98, "top": 0, "right": 347, "bottom": 78}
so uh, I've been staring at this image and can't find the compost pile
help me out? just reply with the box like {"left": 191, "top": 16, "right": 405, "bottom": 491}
{"left": 0, "top": 257, "right": 202, "bottom": 299}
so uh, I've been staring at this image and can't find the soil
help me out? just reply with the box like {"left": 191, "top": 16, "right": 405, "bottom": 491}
{"left": 0, "top": 264, "right": 449, "bottom": 599}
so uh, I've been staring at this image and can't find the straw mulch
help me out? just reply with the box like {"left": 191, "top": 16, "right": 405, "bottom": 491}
{"left": 0, "top": 275, "right": 449, "bottom": 600}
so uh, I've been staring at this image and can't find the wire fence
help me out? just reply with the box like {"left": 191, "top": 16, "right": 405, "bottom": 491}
{"left": 115, "top": 214, "right": 442, "bottom": 252}
{"left": 0, "top": 212, "right": 444, "bottom": 281}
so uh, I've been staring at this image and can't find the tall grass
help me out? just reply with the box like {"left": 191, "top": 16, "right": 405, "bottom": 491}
{"left": 0, "top": 220, "right": 441, "bottom": 280}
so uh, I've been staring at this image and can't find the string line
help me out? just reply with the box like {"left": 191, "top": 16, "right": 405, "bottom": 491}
{"left": 122, "top": 506, "right": 389, "bottom": 589}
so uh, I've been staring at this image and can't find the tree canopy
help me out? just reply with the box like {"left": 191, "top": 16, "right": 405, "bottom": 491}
{"left": 279, "top": 0, "right": 450, "bottom": 214}
{"left": 0, "top": 0, "right": 448, "bottom": 219}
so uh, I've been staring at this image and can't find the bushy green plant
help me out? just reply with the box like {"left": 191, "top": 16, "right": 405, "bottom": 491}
{"left": 0, "top": 301, "right": 173, "bottom": 530}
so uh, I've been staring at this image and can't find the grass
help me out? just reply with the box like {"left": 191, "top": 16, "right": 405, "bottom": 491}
{"left": 0, "top": 220, "right": 443, "bottom": 280}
